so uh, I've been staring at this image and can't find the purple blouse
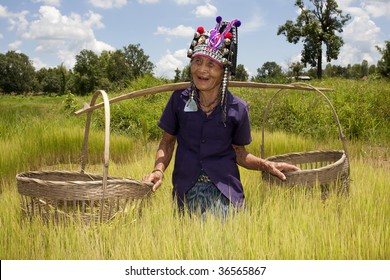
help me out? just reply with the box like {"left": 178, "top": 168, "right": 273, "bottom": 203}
{"left": 158, "top": 87, "right": 252, "bottom": 208}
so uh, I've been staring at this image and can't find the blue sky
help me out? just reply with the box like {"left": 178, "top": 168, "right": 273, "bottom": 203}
{"left": 1, "top": 0, "right": 390, "bottom": 78}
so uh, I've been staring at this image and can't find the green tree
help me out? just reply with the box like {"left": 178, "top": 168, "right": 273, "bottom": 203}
{"left": 277, "top": 0, "right": 350, "bottom": 79}
{"left": 73, "top": 49, "right": 101, "bottom": 95}
{"left": 174, "top": 68, "right": 181, "bottom": 83}
{"left": 368, "top": 64, "right": 376, "bottom": 76}
{"left": 254, "top": 61, "right": 284, "bottom": 82}
{"left": 0, "top": 51, "right": 36, "bottom": 94}
{"left": 123, "top": 44, "right": 154, "bottom": 80}
{"left": 376, "top": 40, "right": 390, "bottom": 78}
{"left": 103, "top": 49, "right": 129, "bottom": 88}
{"left": 36, "top": 64, "right": 69, "bottom": 95}
{"left": 36, "top": 67, "right": 60, "bottom": 94}
{"left": 232, "top": 64, "right": 249, "bottom": 81}
{"left": 289, "top": 62, "right": 305, "bottom": 79}
{"left": 361, "top": 59, "right": 369, "bottom": 78}
{"left": 180, "top": 64, "right": 191, "bottom": 82}
{"left": 349, "top": 63, "right": 362, "bottom": 79}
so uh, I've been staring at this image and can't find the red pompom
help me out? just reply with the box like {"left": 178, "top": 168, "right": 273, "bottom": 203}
{"left": 225, "top": 32, "right": 233, "bottom": 39}
{"left": 197, "top": 26, "right": 205, "bottom": 34}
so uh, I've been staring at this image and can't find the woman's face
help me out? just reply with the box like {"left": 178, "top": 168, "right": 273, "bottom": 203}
{"left": 191, "top": 56, "right": 224, "bottom": 95}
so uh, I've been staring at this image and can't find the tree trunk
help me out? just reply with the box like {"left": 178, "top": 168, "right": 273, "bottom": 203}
{"left": 317, "top": 53, "right": 323, "bottom": 79}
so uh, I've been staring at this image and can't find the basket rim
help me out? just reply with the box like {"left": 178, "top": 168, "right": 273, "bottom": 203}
{"left": 265, "top": 149, "right": 347, "bottom": 176}
{"left": 16, "top": 170, "right": 153, "bottom": 188}
{"left": 260, "top": 83, "right": 349, "bottom": 162}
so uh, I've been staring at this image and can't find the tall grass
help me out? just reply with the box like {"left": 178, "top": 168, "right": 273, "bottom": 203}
{"left": 0, "top": 79, "right": 389, "bottom": 260}
{"left": 88, "top": 78, "right": 390, "bottom": 145}
{"left": 0, "top": 95, "right": 147, "bottom": 182}
{"left": 1, "top": 133, "right": 388, "bottom": 259}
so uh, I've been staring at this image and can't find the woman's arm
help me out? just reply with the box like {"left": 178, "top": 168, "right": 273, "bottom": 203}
{"left": 232, "top": 144, "right": 299, "bottom": 181}
{"left": 143, "top": 131, "right": 177, "bottom": 191}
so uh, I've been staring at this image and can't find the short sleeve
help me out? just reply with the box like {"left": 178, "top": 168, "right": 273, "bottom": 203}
{"left": 158, "top": 91, "right": 179, "bottom": 136}
{"left": 232, "top": 102, "right": 252, "bottom": 146}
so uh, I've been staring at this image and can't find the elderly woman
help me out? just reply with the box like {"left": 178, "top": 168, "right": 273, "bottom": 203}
{"left": 143, "top": 17, "right": 298, "bottom": 218}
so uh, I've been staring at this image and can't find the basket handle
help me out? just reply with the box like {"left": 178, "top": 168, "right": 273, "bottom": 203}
{"left": 260, "top": 82, "right": 349, "bottom": 161}
{"left": 80, "top": 90, "right": 110, "bottom": 221}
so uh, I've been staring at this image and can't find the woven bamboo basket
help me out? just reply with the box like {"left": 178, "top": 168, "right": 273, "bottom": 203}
{"left": 16, "top": 90, "right": 153, "bottom": 223}
{"left": 261, "top": 83, "right": 350, "bottom": 194}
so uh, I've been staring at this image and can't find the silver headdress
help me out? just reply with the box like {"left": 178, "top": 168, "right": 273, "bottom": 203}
{"left": 186, "top": 16, "right": 241, "bottom": 124}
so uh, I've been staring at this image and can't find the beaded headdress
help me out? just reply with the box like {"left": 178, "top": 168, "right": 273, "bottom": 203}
{"left": 187, "top": 16, "right": 241, "bottom": 75}
{"left": 185, "top": 16, "right": 241, "bottom": 124}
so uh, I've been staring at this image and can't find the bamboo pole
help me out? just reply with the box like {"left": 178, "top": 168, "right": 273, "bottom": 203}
{"left": 75, "top": 81, "right": 333, "bottom": 116}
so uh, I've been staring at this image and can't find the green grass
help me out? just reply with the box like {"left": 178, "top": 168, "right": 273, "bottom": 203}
{"left": 0, "top": 79, "right": 389, "bottom": 260}
{"left": 1, "top": 138, "right": 388, "bottom": 259}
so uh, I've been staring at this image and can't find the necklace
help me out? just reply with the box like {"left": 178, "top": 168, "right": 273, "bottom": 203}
{"left": 201, "top": 103, "right": 219, "bottom": 114}
{"left": 198, "top": 94, "right": 221, "bottom": 108}
{"left": 198, "top": 94, "right": 221, "bottom": 115}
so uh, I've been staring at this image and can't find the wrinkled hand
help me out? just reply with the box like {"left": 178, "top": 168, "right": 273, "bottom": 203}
{"left": 266, "top": 161, "right": 300, "bottom": 181}
{"left": 142, "top": 171, "right": 163, "bottom": 192}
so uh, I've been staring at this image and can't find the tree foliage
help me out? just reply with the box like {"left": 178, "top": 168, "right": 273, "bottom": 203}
{"left": 376, "top": 40, "right": 390, "bottom": 78}
{"left": 2, "top": 37, "right": 390, "bottom": 96}
{"left": 253, "top": 61, "right": 284, "bottom": 83}
{"left": 277, "top": 0, "right": 350, "bottom": 79}
{"left": 232, "top": 64, "right": 249, "bottom": 81}
{"left": 123, "top": 44, "right": 154, "bottom": 79}
{"left": 36, "top": 63, "right": 69, "bottom": 95}
{"left": 180, "top": 64, "right": 191, "bottom": 82}
{"left": 72, "top": 44, "right": 154, "bottom": 95}
{"left": 73, "top": 50, "right": 101, "bottom": 95}
{"left": 0, "top": 51, "right": 36, "bottom": 94}
{"left": 289, "top": 62, "right": 305, "bottom": 79}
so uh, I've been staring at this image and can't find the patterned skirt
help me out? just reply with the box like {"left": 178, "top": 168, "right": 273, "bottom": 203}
{"left": 184, "top": 170, "right": 230, "bottom": 219}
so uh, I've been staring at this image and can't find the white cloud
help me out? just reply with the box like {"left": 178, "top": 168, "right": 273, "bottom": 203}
{"left": 32, "top": 0, "right": 61, "bottom": 7}
{"left": 0, "top": 5, "right": 7, "bottom": 17}
{"left": 241, "top": 15, "right": 264, "bottom": 33}
{"left": 192, "top": 1, "right": 217, "bottom": 18}
{"left": 343, "top": 6, "right": 368, "bottom": 18}
{"left": 336, "top": 0, "right": 356, "bottom": 10}
{"left": 22, "top": 6, "right": 114, "bottom": 68}
{"left": 175, "top": 0, "right": 198, "bottom": 4}
{"left": 8, "top": 40, "right": 22, "bottom": 49}
{"left": 57, "top": 49, "right": 77, "bottom": 68}
{"left": 363, "top": 0, "right": 390, "bottom": 19}
{"left": 0, "top": 5, "right": 29, "bottom": 33}
{"left": 138, "top": 0, "right": 160, "bottom": 4}
{"left": 88, "top": 0, "right": 128, "bottom": 9}
{"left": 154, "top": 49, "right": 188, "bottom": 78}
{"left": 31, "top": 57, "right": 48, "bottom": 70}
{"left": 337, "top": 14, "right": 381, "bottom": 65}
{"left": 154, "top": 25, "right": 194, "bottom": 37}
{"left": 314, "top": 1, "right": 385, "bottom": 67}
{"left": 344, "top": 15, "right": 380, "bottom": 43}
{"left": 24, "top": 7, "right": 102, "bottom": 40}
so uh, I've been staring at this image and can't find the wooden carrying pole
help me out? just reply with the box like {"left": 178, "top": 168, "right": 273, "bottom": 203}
{"left": 75, "top": 81, "right": 333, "bottom": 116}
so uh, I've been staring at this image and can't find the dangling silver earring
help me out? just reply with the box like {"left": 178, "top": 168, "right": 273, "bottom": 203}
{"left": 220, "top": 67, "right": 229, "bottom": 126}
{"left": 184, "top": 83, "right": 198, "bottom": 112}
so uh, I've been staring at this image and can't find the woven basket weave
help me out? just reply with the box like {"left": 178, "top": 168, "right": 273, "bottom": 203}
{"left": 16, "top": 90, "right": 152, "bottom": 223}
{"left": 261, "top": 83, "right": 350, "bottom": 194}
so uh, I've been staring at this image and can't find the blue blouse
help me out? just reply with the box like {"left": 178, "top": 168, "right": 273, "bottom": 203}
{"left": 158, "top": 87, "right": 252, "bottom": 208}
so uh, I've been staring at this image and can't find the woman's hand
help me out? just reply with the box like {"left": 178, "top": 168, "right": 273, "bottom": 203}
{"left": 143, "top": 169, "right": 164, "bottom": 192}
{"left": 142, "top": 132, "right": 176, "bottom": 192}
{"left": 265, "top": 161, "right": 300, "bottom": 181}
{"left": 232, "top": 144, "right": 299, "bottom": 181}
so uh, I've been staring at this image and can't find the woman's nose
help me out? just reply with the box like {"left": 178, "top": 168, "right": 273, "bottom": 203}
{"left": 197, "top": 63, "right": 208, "bottom": 73}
